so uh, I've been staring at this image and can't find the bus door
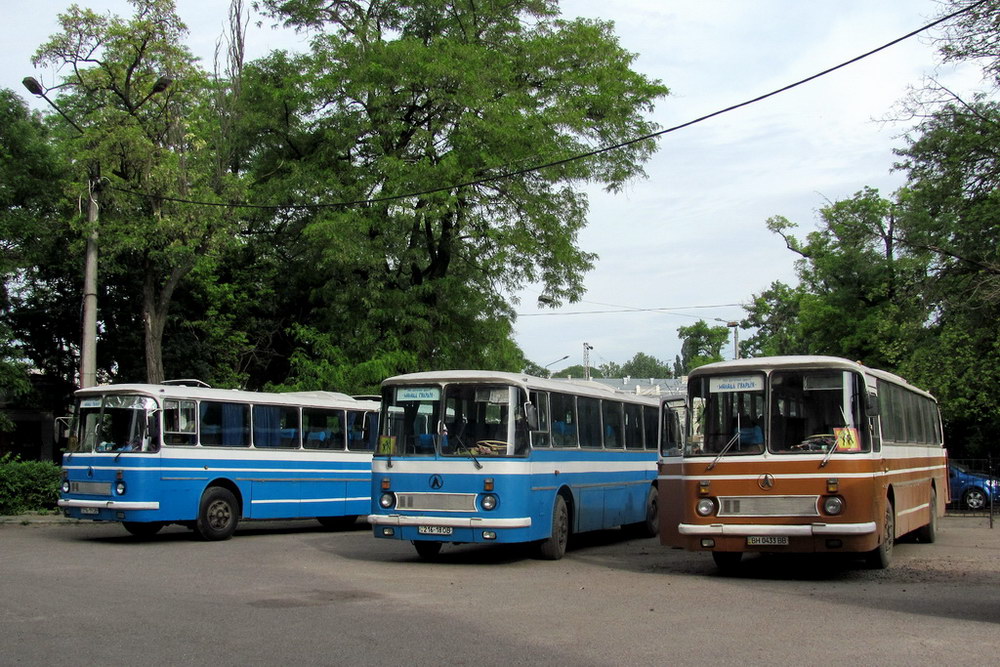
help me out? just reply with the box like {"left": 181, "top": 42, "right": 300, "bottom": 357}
{"left": 659, "top": 397, "right": 687, "bottom": 548}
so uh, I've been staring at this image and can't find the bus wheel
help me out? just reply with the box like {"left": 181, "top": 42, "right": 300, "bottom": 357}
{"left": 915, "top": 489, "right": 937, "bottom": 544}
{"left": 866, "top": 500, "right": 894, "bottom": 569}
{"left": 413, "top": 541, "right": 443, "bottom": 560}
{"left": 122, "top": 521, "right": 164, "bottom": 538}
{"left": 317, "top": 515, "right": 358, "bottom": 530}
{"left": 537, "top": 495, "right": 569, "bottom": 560}
{"left": 196, "top": 487, "right": 239, "bottom": 541}
{"left": 626, "top": 486, "right": 660, "bottom": 538}
{"left": 712, "top": 551, "right": 742, "bottom": 573}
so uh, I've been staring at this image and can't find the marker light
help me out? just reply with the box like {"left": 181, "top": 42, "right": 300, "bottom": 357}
{"left": 483, "top": 477, "right": 494, "bottom": 492}
{"left": 698, "top": 480, "right": 711, "bottom": 496}
{"left": 381, "top": 478, "right": 391, "bottom": 490}
{"left": 827, "top": 478, "right": 839, "bottom": 493}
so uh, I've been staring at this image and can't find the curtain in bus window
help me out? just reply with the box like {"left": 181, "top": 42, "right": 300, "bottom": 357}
{"left": 254, "top": 405, "right": 281, "bottom": 447}
{"left": 221, "top": 403, "right": 248, "bottom": 446}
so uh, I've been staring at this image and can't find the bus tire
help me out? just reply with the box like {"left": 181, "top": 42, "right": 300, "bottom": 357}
{"left": 413, "top": 541, "right": 443, "bottom": 560}
{"left": 712, "top": 551, "right": 742, "bottom": 573}
{"left": 626, "top": 485, "right": 659, "bottom": 538}
{"left": 537, "top": 495, "right": 569, "bottom": 560}
{"left": 915, "top": 488, "right": 937, "bottom": 544}
{"left": 196, "top": 487, "right": 239, "bottom": 541}
{"left": 317, "top": 515, "right": 358, "bottom": 530}
{"left": 866, "top": 499, "right": 894, "bottom": 569}
{"left": 122, "top": 521, "right": 164, "bottom": 538}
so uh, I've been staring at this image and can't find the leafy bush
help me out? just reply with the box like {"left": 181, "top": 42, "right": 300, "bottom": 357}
{"left": 0, "top": 454, "right": 61, "bottom": 514}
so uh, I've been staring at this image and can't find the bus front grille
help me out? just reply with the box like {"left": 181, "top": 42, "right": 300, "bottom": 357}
{"left": 395, "top": 492, "right": 477, "bottom": 512}
{"left": 69, "top": 481, "right": 112, "bottom": 496}
{"left": 717, "top": 495, "right": 819, "bottom": 517}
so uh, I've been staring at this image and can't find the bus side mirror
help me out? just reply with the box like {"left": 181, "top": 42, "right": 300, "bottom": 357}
{"left": 524, "top": 403, "right": 538, "bottom": 430}
{"left": 865, "top": 393, "right": 880, "bottom": 416}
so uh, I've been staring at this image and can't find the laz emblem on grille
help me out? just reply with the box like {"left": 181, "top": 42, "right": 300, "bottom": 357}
{"left": 758, "top": 473, "right": 775, "bottom": 490}
{"left": 429, "top": 474, "right": 444, "bottom": 490}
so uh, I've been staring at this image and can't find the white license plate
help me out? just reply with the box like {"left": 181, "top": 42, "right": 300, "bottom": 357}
{"left": 747, "top": 535, "right": 788, "bottom": 546}
{"left": 418, "top": 525, "right": 453, "bottom": 536}
{"left": 80, "top": 507, "right": 99, "bottom": 515}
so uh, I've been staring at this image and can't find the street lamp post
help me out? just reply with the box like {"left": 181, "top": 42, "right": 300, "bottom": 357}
{"left": 543, "top": 354, "right": 569, "bottom": 378}
{"left": 22, "top": 75, "right": 171, "bottom": 388}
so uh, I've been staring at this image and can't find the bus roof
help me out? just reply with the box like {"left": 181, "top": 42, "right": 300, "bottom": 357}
{"left": 382, "top": 370, "right": 662, "bottom": 405}
{"left": 74, "top": 384, "right": 381, "bottom": 410}
{"left": 687, "top": 355, "right": 936, "bottom": 401}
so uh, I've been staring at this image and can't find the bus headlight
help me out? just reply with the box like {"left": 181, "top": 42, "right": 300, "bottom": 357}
{"left": 696, "top": 498, "right": 716, "bottom": 517}
{"left": 115, "top": 481, "right": 127, "bottom": 495}
{"left": 61, "top": 480, "right": 71, "bottom": 494}
{"left": 379, "top": 492, "right": 396, "bottom": 509}
{"left": 823, "top": 496, "right": 844, "bottom": 515}
{"left": 481, "top": 494, "right": 497, "bottom": 511}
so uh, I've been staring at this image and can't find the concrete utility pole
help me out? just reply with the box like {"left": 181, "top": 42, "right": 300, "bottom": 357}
{"left": 23, "top": 75, "right": 172, "bottom": 388}
{"left": 583, "top": 342, "right": 594, "bottom": 380}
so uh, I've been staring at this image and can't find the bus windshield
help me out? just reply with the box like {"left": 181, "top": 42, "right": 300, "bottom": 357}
{"left": 380, "top": 383, "right": 529, "bottom": 457}
{"left": 75, "top": 395, "right": 160, "bottom": 453}
{"left": 687, "top": 369, "right": 868, "bottom": 457}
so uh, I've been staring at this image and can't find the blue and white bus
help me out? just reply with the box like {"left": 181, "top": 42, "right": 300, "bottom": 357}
{"left": 58, "top": 382, "right": 380, "bottom": 540}
{"left": 367, "top": 371, "right": 666, "bottom": 559}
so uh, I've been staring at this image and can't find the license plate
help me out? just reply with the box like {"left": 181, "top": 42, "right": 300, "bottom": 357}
{"left": 747, "top": 535, "right": 788, "bottom": 546}
{"left": 418, "top": 525, "right": 452, "bottom": 535}
{"left": 80, "top": 507, "right": 99, "bottom": 515}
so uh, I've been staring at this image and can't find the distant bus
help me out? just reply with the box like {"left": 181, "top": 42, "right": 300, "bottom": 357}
{"left": 660, "top": 355, "right": 947, "bottom": 570}
{"left": 58, "top": 383, "right": 380, "bottom": 540}
{"left": 367, "top": 371, "right": 672, "bottom": 559}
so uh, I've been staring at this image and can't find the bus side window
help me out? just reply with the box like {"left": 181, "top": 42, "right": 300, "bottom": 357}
{"left": 253, "top": 405, "right": 299, "bottom": 448}
{"left": 346, "top": 411, "right": 371, "bottom": 451}
{"left": 163, "top": 399, "right": 196, "bottom": 446}
{"left": 200, "top": 401, "right": 249, "bottom": 447}
{"left": 529, "top": 392, "right": 550, "bottom": 448}
{"left": 303, "top": 408, "right": 346, "bottom": 450}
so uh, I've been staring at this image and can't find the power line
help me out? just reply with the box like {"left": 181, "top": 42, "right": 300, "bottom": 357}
{"left": 107, "top": 0, "right": 988, "bottom": 211}
{"left": 516, "top": 302, "right": 743, "bottom": 317}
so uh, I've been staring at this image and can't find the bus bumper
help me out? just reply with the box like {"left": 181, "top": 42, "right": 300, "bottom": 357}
{"left": 367, "top": 514, "right": 531, "bottom": 529}
{"left": 59, "top": 499, "right": 161, "bottom": 511}
{"left": 678, "top": 521, "right": 877, "bottom": 536}
{"left": 368, "top": 514, "right": 533, "bottom": 544}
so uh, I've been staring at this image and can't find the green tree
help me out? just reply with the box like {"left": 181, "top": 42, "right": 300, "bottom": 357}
{"left": 892, "top": 100, "right": 1000, "bottom": 453}
{"left": 748, "top": 188, "right": 932, "bottom": 369}
{"left": 618, "top": 352, "right": 672, "bottom": 379}
{"left": 30, "top": 0, "right": 243, "bottom": 385}
{"left": 675, "top": 321, "right": 730, "bottom": 373}
{"left": 246, "top": 0, "right": 668, "bottom": 388}
{"left": 0, "top": 90, "right": 71, "bottom": 426}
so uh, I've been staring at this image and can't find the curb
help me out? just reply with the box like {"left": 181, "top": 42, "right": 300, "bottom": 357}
{"left": 0, "top": 513, "right": 79, "bottom": 525}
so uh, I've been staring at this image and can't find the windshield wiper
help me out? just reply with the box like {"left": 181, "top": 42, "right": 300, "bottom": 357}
{"left": 707, "top": 432, "right": 741, "bottom": 470}
{"left": 456, "top": 446, "right": 483, "bottom": 470}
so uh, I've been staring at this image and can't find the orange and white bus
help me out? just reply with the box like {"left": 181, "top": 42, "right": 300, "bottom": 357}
{"left": 660, "top": 355, "right": 947, "bottom": 570}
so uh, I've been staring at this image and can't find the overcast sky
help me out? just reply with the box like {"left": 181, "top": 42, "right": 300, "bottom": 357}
{"left": 1, "top": 0, "right": 984, "bottom": 375}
